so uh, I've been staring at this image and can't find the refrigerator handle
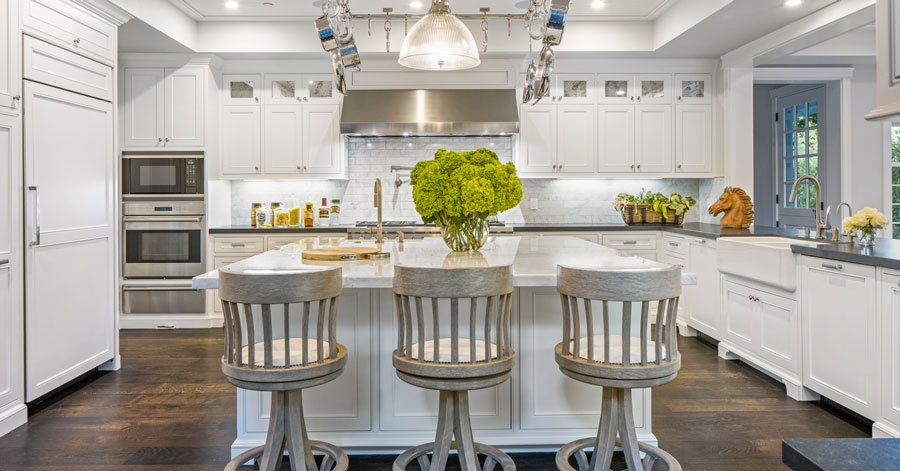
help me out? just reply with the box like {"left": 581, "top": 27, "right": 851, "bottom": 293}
{"left": 28, "top": 186, "right": 40, "bottom": 246}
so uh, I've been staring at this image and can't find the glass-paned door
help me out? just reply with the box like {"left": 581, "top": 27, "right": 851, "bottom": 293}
{"left": 890, "top": 127, "right": 900, "bottom": 239}
{"left": 776, "top": 86, "right": 824, "bottom": 229}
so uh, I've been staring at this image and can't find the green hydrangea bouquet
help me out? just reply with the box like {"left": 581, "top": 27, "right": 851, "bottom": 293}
{"left": 410, "top": 148, "right": 523, "bottom": 252}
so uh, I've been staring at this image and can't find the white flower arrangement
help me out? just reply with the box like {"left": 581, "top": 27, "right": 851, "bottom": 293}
{"left": 842, "top": 207, "right": 889, "bottom": 245}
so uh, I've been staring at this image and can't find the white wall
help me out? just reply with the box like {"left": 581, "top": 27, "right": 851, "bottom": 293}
{"left": 848, "top": 65, "right": 886, "bottom": 211}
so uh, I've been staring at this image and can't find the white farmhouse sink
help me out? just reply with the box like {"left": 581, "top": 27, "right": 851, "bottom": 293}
{"left": 716, "top": 237, "right": 831, "bottom": 292}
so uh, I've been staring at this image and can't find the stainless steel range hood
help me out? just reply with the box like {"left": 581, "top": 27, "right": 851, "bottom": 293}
{"left": 340, "top": 89, "right": 520, "bottom": 136}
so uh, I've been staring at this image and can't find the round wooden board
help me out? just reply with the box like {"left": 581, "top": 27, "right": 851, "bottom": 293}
{"left": 302, "top": 247, "right": 382, "bottom": 261}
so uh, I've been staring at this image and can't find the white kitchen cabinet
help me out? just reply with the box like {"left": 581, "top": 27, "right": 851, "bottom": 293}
{"left": 600, "top": 232, "right": 659, "bottom": 261}
{"left": 675, "top": 104, "right": 713, "bottom": 173}
{"left": 211, "top": 255, "right": 252, "bottom": 315}
{"left": 519, "top": 104, "right": 557, "bottom": 174}
{"left": 720, "top": 276, "right": 805, "bottom": 400}
{"left": 556, "top": 104, "right": 595, "bottom": 174}
{"left": 674, "top": 74, "right": 712, "bottom": 105}
{"left": 164, "top": 67, "right": 205, "bottom": 147}
{"left": 24, "top": 36, "right": 112, "bottom": 102}
{"left": 596, "top": 105, "right": 635, "bottom": 173}
{"left": 303, "top": 104, "right": 342, "bottom": 175}
{"left": 263, "top": 105, "right": 303, "bottom": 174}
{"left": 0, "top": 112, "right": 23, "bottom": 436}
{"left": 635, "top": 105, "right": 673, "bottom": 173}
{"left": 598, "top": 74, "right": 636, "bottom": 104}
{"left": 23, "top": 81, "right": 115, "bottom": 401}
{"left": 264, "top": 74, "right": 303, "bottom": 105}
{"left": 124, "top": 67, "right": 205, "bottom": 148}
{"left": 879, "top": 269, "right": 900, "bottom": 435}
{"left": 266, "top": 234, "right": 344, "bottom": 251}
{"left": 683, "top": 238, "right": 720, "bottom": 339}
{"left": 550, "top": 73, "right": 595, "bottom": 104}
{"left": 867, "top": 0, "right": 900, "bottom": 120}
{"left": 635, "top": 74, "right": 672, "bottom": 105}
{"left": 123, "top": 68, "right": 164, "bottom": 147}
{"left": 22, "top": 0, "right": 117, "bottom": 65}
{"left": 0, "top": 0, "right": 18, "bottom": 113}
{"left": 222, "top": 105, "right": 262, "bottom": 175}
{"left": 224, "top": 74, "right": 261, "bottom": 105}
{"left": 800, "top": 257, "right": 879, "bottom": 418}
{"left": 302, "top": 74, "right": 341, "bottom": 104}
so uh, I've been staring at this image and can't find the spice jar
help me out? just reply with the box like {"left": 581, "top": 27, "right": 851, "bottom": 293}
{"left": 303, "top": 202, "right": 315, "bottom": 228}
{"left": 250, "top": 203, "right": 262, "bottom": 227}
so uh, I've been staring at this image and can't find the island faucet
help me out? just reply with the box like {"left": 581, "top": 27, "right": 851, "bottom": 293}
{"left": 790, "top": 176, "right": 826, "bottom": 239}
{"left": 374, "top": 178, "right": 383, "bottom": 244}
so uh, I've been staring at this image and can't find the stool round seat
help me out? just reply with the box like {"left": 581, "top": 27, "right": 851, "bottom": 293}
{"left": 554, "top": 264, "right": 683, "bottom": 471}
{"left": 391, "top": 265, "right": 517, "bottom": 471}
{"left": 218, "top": 266, "right": 349, "bottom": 471}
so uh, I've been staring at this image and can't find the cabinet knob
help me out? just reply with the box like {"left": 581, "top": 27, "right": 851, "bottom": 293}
{"left": 164, "top": 137, "right": 169, "bottom": 142}
{"left": 12, "top": 95, "right": 20, "bottom": 101}
{"left": 254, "top": 166, "right": 259, "bottom": 172}
{"left": 303, "top": 166, "right": 308, "bottom": 171}
{"left": 158, "top": 137, "right": 163, "bottom": 142}
{"left": 630, "top": 96, "right": 634, "bottom": 101}
{"left": 297, "top": 165, "right": 302, "bottom": 170}
{"left": 678, "top": 164, "right": 682, "bottom": 169}
{"left": 677, "top": 96, "right": 682, "bottom": 101}
{"left": 558, "top": 165, "right": 563, "bottom": 170}
{"left": 636, "top": 165, "right": 641, "bottom": 169}
{"left": 255, "top": 97, "right": 259, "bottom": 102}
{"left": 630, "top": 165, "right": 635, "bottom": 169}
{"left": 73, "top": 38, "right": 80, "bottom": 46}
{"left": 637, "top": 96, "right": 642, "bottom": 101}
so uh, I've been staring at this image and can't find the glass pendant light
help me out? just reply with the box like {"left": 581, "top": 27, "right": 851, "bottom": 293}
{"left": 399, "top": 0, "right": 480, "bottom": 71}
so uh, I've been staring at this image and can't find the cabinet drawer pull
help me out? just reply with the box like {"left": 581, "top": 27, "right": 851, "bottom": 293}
{"left": 0, "top": 258, "right": 8, "bottom": 268}
{"left": 230, "top": 243, "right": 246, "bottom": 247}
{"left": 622, "top": 240, "right": 638, "bottom": 245}
{"left": 822, "top": 263, "right": 843, "bottom": 270}
{"left": 668, "top": 242, "right": 680, "bottom": 247}
{"left": 694, "top": 238, "right": 706, "bottom": 244}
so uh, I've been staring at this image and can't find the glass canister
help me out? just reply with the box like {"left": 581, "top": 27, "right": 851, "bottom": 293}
{"left": 274, "top": 207, "right": 291, "bottom": 227}
{"left": 255, "top": 204, "right": 271, "bottom": 227}
{"left": 270, "top": 202, "right": 282, "bottom": 223}
{"left": 250, "top": 203, "right": 262, "bottom": 227}
{"left": 303, "top": 202, "right": 315, "bottom": 227}
{"left": 330, "top": 199, "right": 341, "bottom": 226}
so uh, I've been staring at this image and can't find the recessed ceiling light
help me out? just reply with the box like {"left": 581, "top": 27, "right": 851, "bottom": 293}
{"left": 784, "top": 0, "right": 802, "bottom": 6}
{"left": 591, "top": 1, "right": 605, "bottom": 8}
{"left": 225, "top": 1, "right": 239, "bottom": 9}
{"left": 410, "top": 1, "right": 423, "bottom": 8}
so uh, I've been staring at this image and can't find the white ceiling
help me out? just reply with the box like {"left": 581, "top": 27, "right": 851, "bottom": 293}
{"left": 169, "top": 0, "right": 677, "bottom": 21}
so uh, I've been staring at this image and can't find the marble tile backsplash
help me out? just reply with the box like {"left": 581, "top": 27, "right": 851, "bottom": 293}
{"left": 228, "top": 136, "right": 713, "bottom": 226}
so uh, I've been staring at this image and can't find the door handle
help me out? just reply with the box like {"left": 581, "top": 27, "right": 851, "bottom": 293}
{"left": 123, "top": 216, "right": 203, "bottom": 223}
{"left": 28, "top": 186, "right": 40, "bottom": 246}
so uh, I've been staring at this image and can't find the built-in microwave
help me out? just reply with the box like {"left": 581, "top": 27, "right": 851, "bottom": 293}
{"left": 122, "top": 151, "right": 204, "bottom": 197}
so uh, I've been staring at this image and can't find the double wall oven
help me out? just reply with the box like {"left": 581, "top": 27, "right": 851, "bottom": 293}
{"left": 121, "top": 152, "right": 207, "bottom": 316}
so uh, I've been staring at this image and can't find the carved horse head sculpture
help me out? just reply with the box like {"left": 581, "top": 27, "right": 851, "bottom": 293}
{"left": 709, "top": 187, "right": 754, "bottom": 229}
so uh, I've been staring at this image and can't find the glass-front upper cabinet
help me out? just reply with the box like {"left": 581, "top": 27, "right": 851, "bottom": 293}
{"left": 635, "top": 74, "right": 672, "bottom": 105}
{"left": 264, "top": 74, "right": 340, "bottom": 105}
{"left": 552, "top": 74, "right": 595, "bottom": 104}
{"left": 301, "top": 74, "right": 341, "bottom": 104}
{"left": 223, "top": 74, "right": 261, "bottom": 105}
{"left": 598, "top": 74, "right": 636, "bottom": 104}
{"left": 674, "top": 74, "right": 712, "bottom": 105}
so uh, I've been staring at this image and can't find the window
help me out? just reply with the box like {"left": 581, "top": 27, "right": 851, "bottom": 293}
{"left": 783, "top": 101, "right": 819, "bottom": 210}
{"left": 890, "top": 127, "right": 900, "bottom": 239}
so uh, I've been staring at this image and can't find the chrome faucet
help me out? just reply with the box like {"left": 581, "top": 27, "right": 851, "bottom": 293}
{"left": 790, "top": 176, "right": 827, "bottom": 239}
{"left": 837, "top": 202, "right": 854, "bottom": 242}
{"left": 374, "top": 178, "right": 383, "bottom": 244}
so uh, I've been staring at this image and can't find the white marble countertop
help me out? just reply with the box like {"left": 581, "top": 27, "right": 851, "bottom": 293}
{"left": 193, "top": 236, "right": 696, "bottom": 290}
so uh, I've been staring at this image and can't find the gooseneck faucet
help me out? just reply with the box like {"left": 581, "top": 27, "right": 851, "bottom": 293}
{"left": 374, "top": 178, "right": 383, "bottom": 244}
{"left": 837, "top": 202, "right": 854, "bottom": 241}
{"left": 790, "top": 176, "right": 826, "bottom": 239}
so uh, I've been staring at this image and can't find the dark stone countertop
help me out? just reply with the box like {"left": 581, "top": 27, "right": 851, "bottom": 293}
{"left": 783, "top": 438, "right": 900, "bottom": 471}
{"left": 509, "top": 222, "right": 807, "bottom": 240}
{"left": 789, "top": 237, "right": 900, "bottom": 271}
{"left": 208, "top": 225, "right": 354, "bottom": 234}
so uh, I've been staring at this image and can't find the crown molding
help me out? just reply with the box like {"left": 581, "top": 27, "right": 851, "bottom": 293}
{"left": 71, "top": 0, "right": 133, "bottom": 26}
{"left": 167, "top": 0, "right": 204, "bottom": 21}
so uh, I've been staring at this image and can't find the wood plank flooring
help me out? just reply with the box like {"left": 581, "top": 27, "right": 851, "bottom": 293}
{"left": 0, "top": 330, "right": 868, "bottom": 470}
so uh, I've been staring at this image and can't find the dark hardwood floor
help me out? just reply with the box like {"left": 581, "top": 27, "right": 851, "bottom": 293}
{"left": 0, "top": 330, "right": 868, "bottom": 470}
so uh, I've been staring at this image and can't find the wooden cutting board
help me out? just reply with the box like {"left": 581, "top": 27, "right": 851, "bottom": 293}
{"left": 302, "top": 247, "right": 383, "bottom": 261}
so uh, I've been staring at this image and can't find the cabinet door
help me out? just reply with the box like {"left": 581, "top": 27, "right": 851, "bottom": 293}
{"left": 211, "top": 255, "right": 253, "bottom": 314}
{"left": 164, "top": 67, "right": 204, "bottom": 147}
{"left": 685, "top": 239, "right": 720, "bottom": 338}
{"left": 22, "top": 0, "right": 117, "bottom": 65}
{"left": 123, "top": 68, "right": 165, "bottom": 148}
{"left": 635, "top": 74, "right": 671, "bottom": 105}
{"left": 519, "top": 105, "right": 557, "bottom": 174}
{"left": 222, "top": 106, "right": 261, "bottom": 175}
{"left": 598, "top": 74, "right": 635, "bottom": 104}
{"left": 881, "top": 271, "right": 900, "bottom": 428}
{"left": 264, "top": 74, "right": 303, "bottom": 105}
{"left": 722, "top": 280, "right": 757, "bottom": 352}
{"left": 635, "top": 105, "right": 673, "bottom": 173}
{"left": 757, "top": 289, "right": 799, "bottom": 374}
{"left": 596, "top": 105, "right": 635, "bottom": 173}
{"left": 0, "top": 113, "right": 21, "bottom": 413}
{"left": 302, "top": 104, "right": 342, "bottom": 175}
{"left": 675, "top": 74, "right": 712, "bottom": 105}
{"left": 301, "top": 74, "right": 341, "bottom": 104}
{"left": 802, "top": 259, "right": 879, "bottom": 418}
{"left": 553, "top": 73, "right": 595, "bottom": 104}
{"left": 224, "top": 74, "right": 261, "bottom": 105}
{"left": 263, "top": 105, "right": 303, "bottom": 175}
{"left": 675, "top": 105, "right": 713, "bottom": 173}
{"left": 556, "top": 104, "right": 595, "bottom": 174}
{"left": 0, "top": 0, "right": 18, "bottom": 112}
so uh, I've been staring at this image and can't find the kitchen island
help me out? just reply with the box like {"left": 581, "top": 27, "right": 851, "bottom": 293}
{"left": 193, "top": 236, "right": 694, "bottom": 455}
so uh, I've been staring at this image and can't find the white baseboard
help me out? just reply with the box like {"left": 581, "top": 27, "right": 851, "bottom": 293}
{"left": 0, "top": 403, "right": 27, "bottom": 438}
{"left": 873, "top": 421, "right": 900, "bottom": 438}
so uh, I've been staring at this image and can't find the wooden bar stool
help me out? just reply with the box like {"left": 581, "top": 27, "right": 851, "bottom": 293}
{"left": 554, "top": 265, "right": 683, "bottom": 471}
{"left": 391, "top": 265, "right": 516, "bottom": 471}
{"left": 218, "top": 266, "right": 349, "bottom": 471}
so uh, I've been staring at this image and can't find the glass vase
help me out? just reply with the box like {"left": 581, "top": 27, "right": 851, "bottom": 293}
{"left": 440, "top": 214, "right": 490, "bottom": 252}
{"left": 856, "top": 229, "right": 876, "bottom": 247}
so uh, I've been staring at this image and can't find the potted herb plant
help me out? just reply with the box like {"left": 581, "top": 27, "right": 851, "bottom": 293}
{"left": 411, "top": 148, "right": 523, "bottom": 252}
{"left": 614, "top": 190, "right": 697, "bottom": 225}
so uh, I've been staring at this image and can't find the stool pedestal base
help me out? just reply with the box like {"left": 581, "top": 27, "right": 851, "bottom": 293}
{"left": 393, "top": 390, "right": 516, "bottom": 471}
